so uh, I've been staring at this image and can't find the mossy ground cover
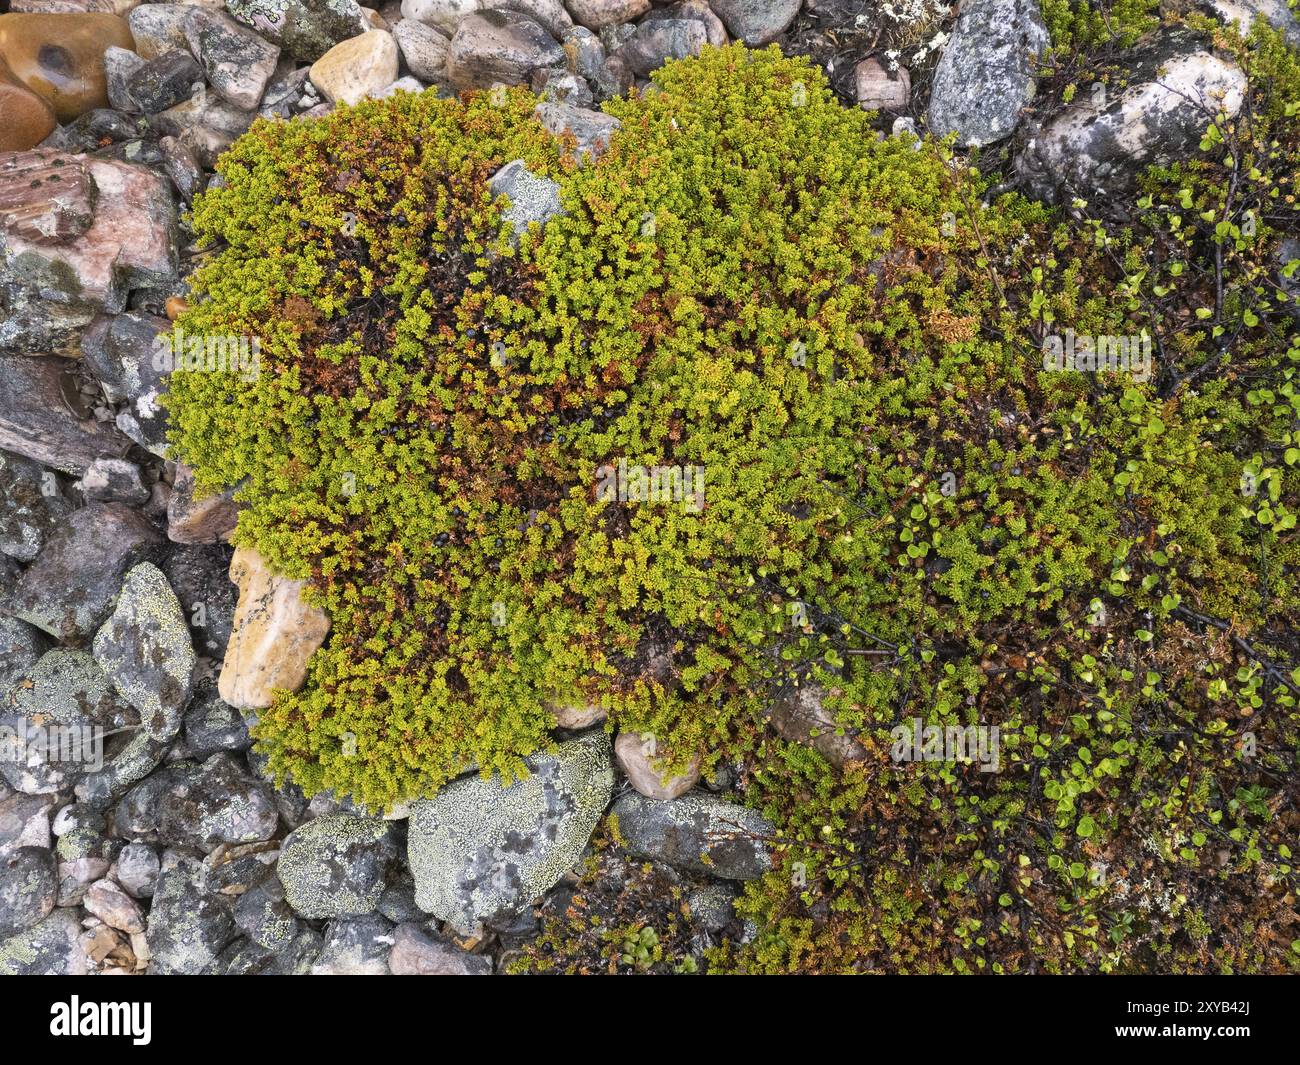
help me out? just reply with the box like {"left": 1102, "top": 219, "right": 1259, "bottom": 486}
{"left": 169, "top": 28, "right": 1300, "bottom": 972}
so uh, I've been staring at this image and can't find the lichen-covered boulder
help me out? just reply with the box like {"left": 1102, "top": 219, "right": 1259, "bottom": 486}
{"left": 0, "top": 649, "right": 137, "bottom": 796}
{"left": 92, "top": 562, "right": 196, "bottom": 742}
{"left": 277, "top": 815, "right": 397, "bottom": 919}
{"left": 218, "top": 925, "right": 322, "bottom": 974}
{"left": 0, "top": 906, "right": 86, "bottom": 974}
{"left": 708, "top": 0, "right": 799, "bottom": 46}
{"left": 1017, "top": 30, "right": 1247, "bottom": 201}
{"left": 0, "top": 452, "right": 72, "bottom": 564}
{"left": 5, "top": 502, "right": 162, "bottom": 644}
{"left": 0, "top": 845, "right": 56, "bottom": 936}
{"left": 488, "top": 158, "right": 564, "bottom": 238}
{"left": 145, "top": 855, "right": 236, "bottom": 974}
{"left": 309, "top": 913, "right": 392, "bottom": 974}
{"left": 126, "top": 3, "right": 196, "bottom": 60}
{"left": 233, "top": 872, "right": 301, "bottom": 948}
{"left": 114, "top": 754, "right": 279, "bottom": 852}
{"left": 927, "top": 0, "right": 1048, "bottom": 147}
{"left": 225, "top": 0, "right": 370, "bottom": 63}
{"left": 180, "top": 683, "right": 250, "bottom": 759}
{"left": 72, "top": 730, "right": 174, "bottom": 804}
{"left": 408, "top": 732, "right": 613, "bottom": 934}
{"left": 611, "top": 791, "right": 774, "bottom": 880}
{"left": 0, "top": 615, "right": 47, "bottom": 697}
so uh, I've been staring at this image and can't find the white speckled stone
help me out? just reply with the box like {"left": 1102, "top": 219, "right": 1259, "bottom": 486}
{"left": 408, "top": 732, "right": 613, "bottom": 934}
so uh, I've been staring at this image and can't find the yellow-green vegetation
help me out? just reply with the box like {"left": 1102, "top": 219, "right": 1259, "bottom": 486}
{"left": 1040, "top": 0, "right": 1160, "bottom": 52}
{"left": 508, "top": 826, "right": 700, "bottom": 975}
{"left": 168, "top": 34, "right": 1299, "bottom": 973}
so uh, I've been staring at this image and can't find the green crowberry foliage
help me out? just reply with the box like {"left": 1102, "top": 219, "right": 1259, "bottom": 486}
{"left": 168, "top": 37, "right": 1299, "bottom": 972}
{"left": 170, "top": 46, "right": 990, "bottom": 805}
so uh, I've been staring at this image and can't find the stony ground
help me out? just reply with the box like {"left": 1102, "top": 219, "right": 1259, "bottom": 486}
{"left": 1, "top": 0, "right": 1296, "bottom": 974}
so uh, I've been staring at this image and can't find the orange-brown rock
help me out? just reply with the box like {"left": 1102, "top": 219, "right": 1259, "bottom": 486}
{"left": 0, "top": 12, "right": 136, "bottom": 122}
{"left": 0, "top": 53, "right": 57, "bottom": 150}
{"left": 219, "top": 547, "right": 331, "bottom": 710}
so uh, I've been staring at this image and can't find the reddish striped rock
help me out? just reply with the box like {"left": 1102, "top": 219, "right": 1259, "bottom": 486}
{"left": 0, "top": 149, "right": 177, "bottom": 355}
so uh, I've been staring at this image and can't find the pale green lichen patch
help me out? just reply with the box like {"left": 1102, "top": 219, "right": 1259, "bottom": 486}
{"left": 92, "top": 562, "right": 196, "bottom": 740}
{"left": 276, "top": 814, "right": 396, "bottom": 919}
{"left": 408, "top": 732, "right": 614, "bottom": 935}
{"left": 0, "top": 909, "right": 84, "bottom": 975}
